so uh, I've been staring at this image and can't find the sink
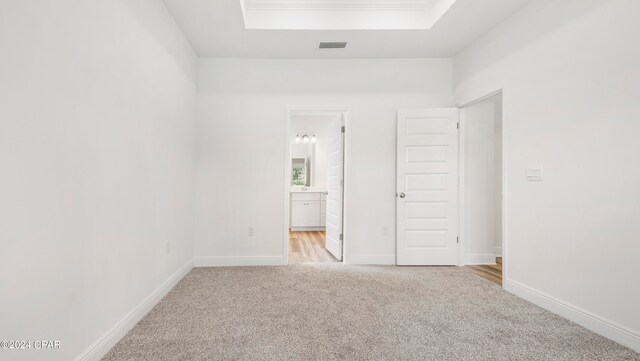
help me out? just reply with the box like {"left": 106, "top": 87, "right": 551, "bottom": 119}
{"left": 291, "top": 187, "right": 327, "bottom": 193}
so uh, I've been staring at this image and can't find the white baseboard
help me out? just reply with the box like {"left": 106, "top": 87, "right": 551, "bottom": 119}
{"left": 464, "top": 253, "right": 497, "bottom": 265}
{"left": 347, "top": 254, "right": 396, "bottom": 265}
{"left": 76, "top": 259, "right": 194, "bottom": 361}
{"left": 194, "top": 256, "right": 286, "bottom": 267}
{"left": 505, "top": 279, "right": 640, "bottom": 352}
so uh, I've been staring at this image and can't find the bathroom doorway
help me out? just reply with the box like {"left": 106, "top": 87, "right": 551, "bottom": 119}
{"left": 285, "top": 108, "right": 350, "bottom": 264}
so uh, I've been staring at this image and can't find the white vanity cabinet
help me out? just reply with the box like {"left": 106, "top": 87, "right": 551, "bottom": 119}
{"left": 290, "top": 192, "right": 327, "bottom": 231}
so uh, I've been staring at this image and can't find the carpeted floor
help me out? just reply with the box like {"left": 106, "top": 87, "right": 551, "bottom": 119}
{"left": 103, "top": 265, "right": 640, "bottom": 361}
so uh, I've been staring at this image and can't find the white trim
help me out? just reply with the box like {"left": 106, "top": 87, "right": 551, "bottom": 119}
{"left": 246, "top": 0, "right": 432, "bottom": 11}
{"left": 285, "top": 110, "right": 292, "bottom": 264}
{"left": 458, "top": 108, "right": 466, "bottom": 267}
{"left": 505, "top": 279, "right": 640, "bottom": 352}
{"left": 342, "top": 111, "right": 352, "bottom": 263}
{"left": 500, "top": 90, "right": 509, "bottom": 290}
{"left": 464, "top": 253, "right": 497, "bottom": 265}
{"left": 76, "top": 259, "right": 193, "bottom": 361}
{"left": 285, "top": 106, "right": 351, "bottom": 265}
{"left": 194, "top": 256, "right": 286, "bottom": 267}
{"left": 457, "top": 89, "right": 503, "bottom": 109}
{"left": 348, "top": 254, "right": 396, "bottom": 265}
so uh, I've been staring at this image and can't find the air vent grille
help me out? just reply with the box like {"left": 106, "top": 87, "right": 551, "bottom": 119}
{"left": 319, "top": 42, "right": 347, "bottom": 49}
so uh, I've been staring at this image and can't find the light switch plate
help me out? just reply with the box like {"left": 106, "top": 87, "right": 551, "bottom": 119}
{"left": 526, "top": 166, "right": 544, "bottom": 181}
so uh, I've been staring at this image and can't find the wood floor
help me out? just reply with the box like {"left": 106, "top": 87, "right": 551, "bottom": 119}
{"left": 466, "top": 257, "right": 503, "bottom": 286}
{"left": 289, "top": 232, "right": 501, "bottom": 283}
{"left": 289, "top": 231, "right": 339, "bottom": 264}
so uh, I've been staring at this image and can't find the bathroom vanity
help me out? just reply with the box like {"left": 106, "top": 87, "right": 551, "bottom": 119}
{"left": 290, "top": 189, "right": 327, "bottom": 231}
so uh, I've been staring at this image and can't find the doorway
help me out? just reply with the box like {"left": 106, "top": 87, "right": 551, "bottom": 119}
{"left": 395, "top": 96, "right": 505, "bottom": 285}
{"left": 460, "top": 92, "right": 504, "bottom": 285}
{"left": 285, "top": 108, "right": 349, "bottom": 264}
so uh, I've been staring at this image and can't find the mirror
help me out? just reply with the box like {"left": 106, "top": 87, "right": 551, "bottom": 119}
{"left": 291, "top": 143, "right": 314, "bottom": 187}
{"left": 292, "top": 158, "right": 307, "bottom": 186}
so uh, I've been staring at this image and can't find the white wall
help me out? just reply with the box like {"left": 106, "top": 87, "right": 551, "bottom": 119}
{"left": 455, "top": 0, "right": 640, "bottom": 351}
{"left": 463, "top": 94, "right": 502, "bottom": 264}
{"left": 0, "top": 1, "right": 198, "bottom": 360}
{"left": 195, "top": 58, "right": 453, "bottom": 266}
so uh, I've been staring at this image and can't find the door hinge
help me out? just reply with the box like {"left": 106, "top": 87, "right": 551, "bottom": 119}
{"left": 341, "top": 126, "right": 345, "bottom": 133}
{"left": 457, "top": 236, "right": 459, "bottom": 243}
{"left": 457, "top": 122, "right": 460, "bottom": 130}
{"left": 340, "top": 233, "right": 343, "bottom": 241}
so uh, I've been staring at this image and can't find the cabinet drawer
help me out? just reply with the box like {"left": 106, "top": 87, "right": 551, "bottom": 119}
{"left": 291, "top": 192, "right": 322, "bottom": 201}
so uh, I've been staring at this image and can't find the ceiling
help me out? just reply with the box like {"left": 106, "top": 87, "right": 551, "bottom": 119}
{"left": 163, "top": 0, "right": 532, "bottom": 58}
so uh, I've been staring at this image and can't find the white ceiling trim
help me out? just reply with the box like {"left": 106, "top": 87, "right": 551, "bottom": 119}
{"left": 245, "top": 0, "right": 434, "bottom": 11}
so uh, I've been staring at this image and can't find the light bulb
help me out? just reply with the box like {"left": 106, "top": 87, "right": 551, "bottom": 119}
{"left": 295, "top": 134, "right": 301, "bottom": 144}
{"left": 302, "top": 135, "right": 309, "bottom": 144}
{"left": 311, "top": 134, "right": 317, "bottom": 143}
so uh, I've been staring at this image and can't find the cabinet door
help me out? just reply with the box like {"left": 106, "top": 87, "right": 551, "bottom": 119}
{"left": 307, "top": 201, "right": 321, "bottom": 227}
{"left": 291, "top": 201, "right": 308, "bottom": 228}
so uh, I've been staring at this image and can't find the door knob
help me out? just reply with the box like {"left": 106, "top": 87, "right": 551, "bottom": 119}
{"left": 399, "top": 193, "right": 406, "bottom": 199}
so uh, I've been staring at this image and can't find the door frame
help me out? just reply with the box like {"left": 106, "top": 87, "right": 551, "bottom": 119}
{"left": 457, "top": 89, "right": 507, "bottom": 288}
{"left": 284, "top": 106, "right": 351, "bottom": 264}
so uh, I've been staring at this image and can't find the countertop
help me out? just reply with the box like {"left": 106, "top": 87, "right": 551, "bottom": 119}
{"left": 290, "top": 188, "right": 327, "bottom": 193}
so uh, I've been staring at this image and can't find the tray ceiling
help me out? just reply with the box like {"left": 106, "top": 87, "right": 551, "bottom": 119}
{"left": 240, "top": 0, "right": 457, "bottom": 30}
{"left": 162, "top": 0, "right": 533, "bottom": 58}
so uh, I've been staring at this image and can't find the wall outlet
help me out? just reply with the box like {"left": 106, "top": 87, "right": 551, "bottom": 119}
{"left": 166, "top": 241, "right": 171, "bottom": 255}
{"left": 248, "top": 227, "right": 255, "bottom": 237}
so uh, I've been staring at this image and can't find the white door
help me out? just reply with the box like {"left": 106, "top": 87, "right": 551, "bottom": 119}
{"left": 397, "top": 108, "right": 459, "bottom": 265}
{"left": 325, "top": 115, "right": 344, "bottom": 260}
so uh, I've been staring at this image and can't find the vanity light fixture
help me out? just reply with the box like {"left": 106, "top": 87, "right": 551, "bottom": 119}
{"left": 295, "top": 133, "right": 317, "bottom": 144}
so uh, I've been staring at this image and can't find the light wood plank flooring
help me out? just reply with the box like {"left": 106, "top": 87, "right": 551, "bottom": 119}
{"left": 289, "top": 231, "right": 339, "bottom": 264}
{"left": 466, "top": 257, "right": 503, "bottom": 286}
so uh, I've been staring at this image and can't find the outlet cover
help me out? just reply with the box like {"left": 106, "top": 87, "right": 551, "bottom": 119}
{"left": 526, "top": 166, "right": 544, "bottom": 181}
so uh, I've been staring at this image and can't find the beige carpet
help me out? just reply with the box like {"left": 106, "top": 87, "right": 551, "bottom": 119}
{"left": 104, "top": 265, "right": 639, "bottom": 361}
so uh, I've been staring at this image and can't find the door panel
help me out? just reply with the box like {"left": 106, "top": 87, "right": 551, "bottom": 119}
{"left": 397, "top": 109, "right": 459, "bottom": 266}
{"left": 325, "top": 116, "right": 344, "bottom": 260}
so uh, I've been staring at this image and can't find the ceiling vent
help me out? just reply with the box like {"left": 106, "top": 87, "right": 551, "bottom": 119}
{"left": 319, "top": 42, "right": 347, "bottom": 49}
